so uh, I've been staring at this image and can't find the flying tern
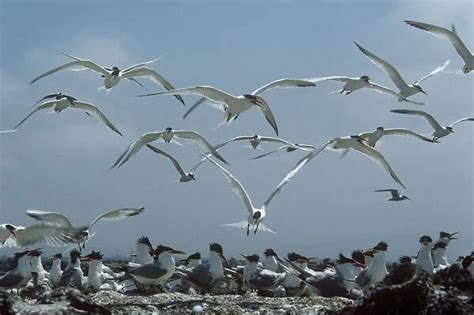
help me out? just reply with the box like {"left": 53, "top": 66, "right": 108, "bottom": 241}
{"left": 30, "top": 52, "right": 185, "bottom": 105}
{"left": 284, "top": 136, "right": 406, "bottom": 189}
{"left": 215, "top": 134, "right": 312, "bottom": 151}
{"left": 357, "top": 126, "right": 437, "bottom": 147}
{"left": 112, "top": 127, "right": 227, "bottom": 168}
{"left": 26, "top": 206, "right": 145, "bottom": 249}
{"left": 13, "top": 93, "right": 123, "bottom": 136}
{"left": 432, "top": 242, "right": 450, "bottom": 268}
{"left": 354, "top": 42, "right": 450, "bottom": 101}
{"left": 146, "top": 144, "right": 197, "bottom": 182}
{"left": 251, "top": 143, "right": 316, "bottom": 160}
{"left": 206, "top": 157, "right": 294, "bottom": 235}
{"left": 374, "top": 189, "right": 410, "bottom": 201}
{"left": 391, "top": 109, "right": 474, "bottom": 140}
{"left": 405, "top": 20, "right": 473, "bottom": 73}
{"left": 1, "top": 222, "right": 79, "bottom": 248}
{"left": 48, "top": 253, "right": 63, "bottom": 287}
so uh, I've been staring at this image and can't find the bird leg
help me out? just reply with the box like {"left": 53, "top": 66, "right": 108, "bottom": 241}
{"left": 254, "top": 223, "right": 259, "bottom": 235}
{"left": 246, "top": 224, "right": 250, "bottom": 236}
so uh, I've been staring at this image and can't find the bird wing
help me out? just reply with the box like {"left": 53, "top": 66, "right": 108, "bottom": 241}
{"left": 13, "top": 101, "right": 56, "bottom": 130}
{"left": 252, "top": 96, "right": 279, "bottom": 136}
{"left": 121, "top": 67, "right": 185, "bottom": 105}
{"left": 183, "top": 97, "right": 208, "bottom": 119}
{"left": 250, "top": 78, "right": 316, "bottom": 95}
{"left": 354, "top": 42, "right": 409, "bottom": 91}
{"left": 382, "top": 128, "right": 436, "bottom": 143}
{"left": 415, "top": 60, "right": 450, "bottom": 85}
{"left": 121, "top": 57, "right": 163, "bottom": 73}
{"left": 390, "top": 109, "right": 443, "bottom": 131}
{"left": 146, "top": 144, "right": 187, "bottom": 177}
{"left": 173, "top": 130, "right": 228, "bottom": 164}
{"left": 348, "top": 139, "right": 406, "bottom": 189}
{"left": 307, "top": 76, "right": 353, "bottom": 83}
{"left": 112, "top": 132, "right": 165, "bottom": 168}
{"left": 30, "top": 53, "right": 108, "bottom": 84}
{"left": 89, "top": 207, "right": 145, "bottom": 228}
{"left": 374, "top": 188, "right": 398, "bottom": 194}
{"left": 404, "top": 21, "right": 473, "bottom": 63}
{"left": 365, "top": 82, "right": 425, "bottom": 105}
{"left": 206, "top": 157, "right": 255, "bottom": 214}
{"left": 26, "top": 210, "right": 75, "bottom": 228}
{"left": 31, "top": 93, "right": 62, "bottom": 108}
{"left": 259, "top": 136, "right": 306, "bottom": 149}
{"left": 14, "top": 224, "right": 77, "bottom": 247}
{"left": 69, "top": 101, "right": 123, "bottom": 136}
{"left": 214, "top": 136, "right": 255, "bottom": 150}
{"left": 130, "top": 263, "right": 168, "bottom": 279}
{"left": 136, "top": 86, "right": 235, "bottom": 106}
{"left": 251, "top": 146, "right": 289, "bottom": 160}
{"left": 449, "top": 117, "right": 474, "bottom": 128}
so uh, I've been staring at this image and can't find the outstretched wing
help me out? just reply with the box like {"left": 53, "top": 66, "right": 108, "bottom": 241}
{"left": 449, "top": 117, "right": 474, "bottom": 128}
{"left": 366, "top": 82, "right": 425, "bottom": 105}
{"left": 70, "top": 101, "right": 123, "bottom": 136}
{"left": 13, "top": 101, "right": 56, "bottom": 130}
{"left": 122, "top": 57, "right": 162, "bottom": 72}
{"left": 122, "top": 67, "right": 185, "bottom": 105}
{"left": 206, "top": 157, "right": 255, "bottom": 214}
{"left": 391, "top": 109, "right": 443, "bottom": 131}
{"left": 173, "top": 130, "right": 228, "bottom": 164}
{"left": 146, "top": 144, "right": 187, "bottom": 177}
{"left": 251, "top": 96, "right": 279, "bottom": 135}
{"left": 26, "top": 210, "right": 75, "bottom": 228}
{"left": 136, "top": 86, "right": 235, "bottom": 106}
{"left": 89, "top": 207, "right": 145, "bottom": 228}
{"left": 112, "top": 131, "right": 165, "bottom": 168}
{"left": 251, "top": 78, "right": 316, "bottom": 95}
{"left": 14, "top": 224, "right": 77, "bottom": 247}
{"left": 382, "top": 128, "right": 435, "bottom": 143}
{"left": 415, "top": 60, "right": 450, "bottom": 85}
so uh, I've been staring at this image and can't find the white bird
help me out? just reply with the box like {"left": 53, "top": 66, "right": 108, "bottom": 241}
{"left": 251, "top": 143, "right": 316, "bottom": 160}
{"left": 416, "top": 235, "right": 434, "bottom": 275}
{"left": 30, "top": 52, "right": 185, "bottom": 105}
{"left": 26, "top": 206, "right": 145, "bottom": 248}
{"left": 0, "top": 251, "right": 33, "bottom": 290}
{"left": 59, "top": 249, "right": 86, "bottom": 290}
{"left": 405, "top": 20, "right": 474, "bottom": 74}
{"left": 83, "top": 250, "right": 118, "bottom": 292}
{"left": 391, "top": 109, "right": 474, "bottom": 140}
{"left": 355, "top": 242, "right": 388, "bottom": 289}
{"left": 137, "top": 85, "right": 282, "bottom": 135}
{"left": 262, "top": 248, "right": 279, "bottom": 272}
{"left": 284, "top": 136, "right": 406, "bottom": 189}
{"left": 357, "top": 126, "right": 437, "bottom": 148}
{"left": 146, "top": 144, "right": 197, "bottom": 182}
{"left": 374, "top": 189, "right": 410, "bottom": 201}
{"left": 29, "top": 249, "right": 48, "bottom": 284}
{"left": 241, "top": 254, "right": 286, "bottom": 291}
{"left": 112, "top": 127, "right": 227, "bottom": 168}
{"left": 215, "top": 134, "right": 312, "bottom": 151}
{"left": 13, "top": 94, "right": 123, "bottom": 136}
{"left": 309, "top": 75, "right": 420, "bottom": 103}
{"left": 354, "top": 42, "right": 450, "bottom": 100}
{"left": 48, "top": 253, "right": 63, "bottom": 287}
{"left": 436, "top": 231, "right": 458, "bottom": 245}
{"left": 206, "top": 157, "right": 293, "bottom": 235}
{"left": 132, "top": 236, "right": 154, "bottom": 266}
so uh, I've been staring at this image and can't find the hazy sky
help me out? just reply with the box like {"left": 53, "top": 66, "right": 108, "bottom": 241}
{"left": 0, "top": 0, "right": 472, "bottom": 261}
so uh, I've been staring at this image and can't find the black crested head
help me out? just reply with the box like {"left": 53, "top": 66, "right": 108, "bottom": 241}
{"left": 155, "top": 245, "right": 174, "bottom": 255}
{"left": 5, "top": 224, "right": 16, "bottom": 232}
{"left": 110, "top": 67, "right": 120, "bottom": 75}
{"left": 399, "top": 255, "right": 413, "bottom": 264}
{"left": 29, "top": 249, "right": 42, "bottom": 257}
{"left": 165, "top": 127, "right": 173, "bottom": 132}
{"left": 187, "top": 252, "right": 201, "bottom": 260}
{"left": 252, "top": 134, "right": 259, "bottom": 139}
{"left": 53, "top": 253, "right": 62, "bottom": 260}
{"left": 264, "top": 248, "right": 277, "bottom": 257}
{"left": 360, "top": 75, "right": 370, "bottom": 82}
{"left": 373, "top": 241, "right": 389, "bottom": 251}
{"left": 376, "top": 126, "right": 384, "bottom": 131}
{"left": 252, "top": 211, "right": 262, "bottom": 220}
{"left": 439, "top": 231, "right": 450, "bottom": 238}
{"left": 433, "top": 242, "right": 447, "bottom": 250}
{"left": 352, "top": 249, "right": 365, "bottom": 264}
{"left": 287, "top": 252, "right": 307, "bottom": 262}
{"left": 137, "top": 236, "right": 153, "bottom": 249}
{"left": 70, "top": 249, "right": 82, "bottom": 262}
{"left": 336, "top": 253, "right": 354, "bottom": 264}
{"left": 84, "top": 250, "right": 103, "bottom": 260}
{"left": 209, "top": 242, "right": 224, "bottom": 255}
{"left": 419, "top": 235, "right": 432, "bottom": 243}
{"left": 242, "top": 254, "right": 259, "bottom": 262}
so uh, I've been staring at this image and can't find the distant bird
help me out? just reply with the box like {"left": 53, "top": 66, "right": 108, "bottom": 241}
{"left": 241, "top": 254, "right": 286, "bottom": 291}
{"left": 284, "top": 136, "right": 406, "bottom": 189}
{"left": 128, "top": 245, "right": 185, "bottom": 291}
{"left": 48, "top": 253, "right": 63, "bottom": 287}
{"left": 405, "top": 20, "right": 473, "bottom": 73}
{"left": 375, "top": 189, "right": 410, "bottom": 201}
{"left": 354, "top": 41, "right": 449, "bottom": 101}
{"left": 251, "top": 143, "right": 316, "bottom": 160}
{"left": 309, "top": 75, "right": 418, "bottom": 103}
{"left": 357, "top": 126, "right": 437, "bottom": 148}
{"left": 112, "top": 128, "right": 227, "bottom": 168}
{"left": 355, "top": 241, "right": 388, "bottom": 289}
{"left": 0, "top": 251, "right": 33, "bottom": 290}
{"left": 146, "top": 145, "right": 197, "bottom": 182}
{"left": 206, "top": 157, "right": 294, "bottom": 235}
{"left": 26, "top": 206, "right": 145, "bottom": 248}
{"left": 30, "top": 52, "right": 185, "bottom": 105}
{"left": 13, "top": 94, "right": 123, "bottom": 136}
{"left": 391, "top": 109, "right": 474, "bottom": 140}
{"left": 137, "top": 85, "right": 282, "bottom": 135}
{"left": 416, "top": 235, "right": 434, "bottom": 275}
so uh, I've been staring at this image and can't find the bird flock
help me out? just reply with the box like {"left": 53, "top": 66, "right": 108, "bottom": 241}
{"left": 1, "top": 20, "right": 473, "bottom": 297}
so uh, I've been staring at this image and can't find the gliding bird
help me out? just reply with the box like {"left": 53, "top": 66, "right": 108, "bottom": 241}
{"left": 357, "top": 126, "right": 437, "bottom": 147}
{"left": 374, "top": 189, "right": 410, "bottom": 201}
{"left": 146, "top": 144, "right": 197, "bottom": 182}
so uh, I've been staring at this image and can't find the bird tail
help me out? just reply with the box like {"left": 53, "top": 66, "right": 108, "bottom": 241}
{"left": 221, "top": 221, "right": 276, "bottom": 234}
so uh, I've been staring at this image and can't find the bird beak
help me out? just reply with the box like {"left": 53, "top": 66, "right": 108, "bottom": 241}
{"left": 420, "top": 90, "right": 427, "bottom": 95}
{"left": 450, "top": 129, "right": 455, "bottom": 133}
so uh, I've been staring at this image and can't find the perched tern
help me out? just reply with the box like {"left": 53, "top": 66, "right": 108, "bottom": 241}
{"left": 112, "top": 127, "right": 227, "bottom": 168}
{"left": 355, "top": 242, "right": 388, "bottom": 289}
{"left": 405, "top": 20, "right": 473, "bottom": 73}
{"left": 30, "top": 52, "right": 185, "bottom": 105}
{"left": 206, "top": 157, "right": 294, "bottom": 235}
{"left": 13, "top": 94, "right": 123, "bottom": 136}
{"left": 48, "top": 253, "right": 63, "bottom": 287}
{"left": 137, "top": 85, "right": 281, "bottom": 135}
{"left": 436, "top": 231, "right": 459, "bottom": 245}
{"left": 416, "top": 235, "right": 434, "bottom": 275}
{"left": 374, "top": 189, "right": 410, "bottom": 201}
{"left": 241, "top": 254, "right": 286, "bottom": 291}
{"left": 285, "top": 136, "right": 406, "bottom": 189}
{"left": 335, "top": 253, "right": 364, "bottom": 290}
{"left": 391, "top": 109, "right": 474, "bottom": 140}
{"left": 26, "top": 206, "right": 145, "bottom": 249}
{"left": 83, "top": 250, "right": 118, "bottom": 292}
{"left": 263, "top": 248, "right": 279, "bottom": 272}
{"left": 432, "top": 242, "right": 450, "bottom": 268}
{"left": 59, "top": 249, "right": 86, "bottom": 290}
{"left": 0, "top": 251, "right": 33, "bottom": 290}
{"left": 354, "top": 42, "right": 449, "bottom": 101}
{"left": 146, "top": 144, "right": 197, "bottom": 182}
{"left": 358, "top": 126, "right": 437, "bottom": 148}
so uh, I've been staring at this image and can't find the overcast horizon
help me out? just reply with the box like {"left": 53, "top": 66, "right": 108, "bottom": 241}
{"left": 0, "top": 0, "right": 472, "bottom": 262}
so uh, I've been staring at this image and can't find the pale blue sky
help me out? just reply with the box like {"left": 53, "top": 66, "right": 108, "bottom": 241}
{"left": 0, "top": 0, "right": 472, "bottom": 261}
